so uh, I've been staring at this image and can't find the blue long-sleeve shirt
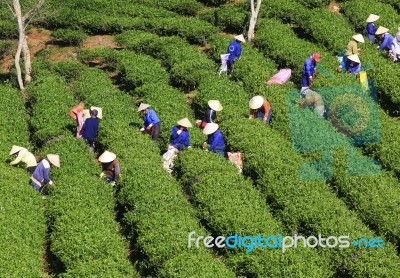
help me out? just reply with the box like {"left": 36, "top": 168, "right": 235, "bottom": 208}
{"left": 169, "top": 126, "right": 190, "bottom": 150}
{"left": 32, "top": 159, "right": 51, "bottom": 184}
{"left": 347, "top": 63, "right": 361, "bottom": 74}
{"left": 207, "top": 130, "right": 225, "bottom": 151}
{"left": 366, "top": 23, "right": 377, "bottom": 36}
{"left": 378, "top": 33, "right": 394, "bottom": 51}
{"left": 143, "top": 109, "right": 160, "bottom": 129}
{"left": 301, "top": 57, "right": 315, "bottom": 79}
{"left": 82, "top": 118, "right": 99, "bottom": 140}
{"left": 227, "top": 41, "right": 242, "bottom": 63}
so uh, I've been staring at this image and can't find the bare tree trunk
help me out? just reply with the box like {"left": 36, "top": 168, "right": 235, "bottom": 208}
{"left": 13, "top": 0, "right": 25, "bottom": 90}
{"left": 11, "top": 0, "right": 45, "bottom": 90}
{"left": 247, "top": 0, "right": 262, "bottom": 42}
{"left": 22, "top": 36, "right": 32, "bottom": 83}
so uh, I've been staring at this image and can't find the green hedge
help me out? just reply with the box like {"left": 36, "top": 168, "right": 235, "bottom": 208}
{"left": 116, "top": 31, "right": 215, "bottom": 90}
{"left": 27, "top": 74, "right": 75, "bottom": 146}
{"left": 175, "top": 149, "right": 332, "bottom": 277}
{"left": 43, "top": 138, "right": 136, "bottom": 276}
{"left": 71, "top": 67, "right": 236, "bottom": 276}
{"left": 0, "top": 85, "right": 46, "bottom": 277}
{"left": 221, "top": 118, "right": 400, "bottom": 277}
{"left": 52, "top": 28, "right": 88, "bottom": 46}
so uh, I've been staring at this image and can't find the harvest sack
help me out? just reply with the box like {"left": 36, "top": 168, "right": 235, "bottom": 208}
{"left": 359, "top": 71, "right": 368, "bottom": 91}
{"left": 219, "top": 54, "right": 230, "bottom": 75}
{"left": 227, "top": 152, "right": 243, "bottom": 173}
{"left": 266, "top": 69, "right": 291, "bottom": 85}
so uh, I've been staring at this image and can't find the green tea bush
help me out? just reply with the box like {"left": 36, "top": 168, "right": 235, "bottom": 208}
{"left": 27, "top": 74, "right": 76, "bottom": 146}
{"left": 71, "top": 67, "right": 235, "bottom": 276}
{"left": 175, "top": 149, "right": 332, "bottom": 277}
{"left": 0, "top": 85, "right": 46, "bottom": 277}
{"left": 116, "top": 32, "right": 215, "bottom": 90}
{"left": 0, "top": 40, "right": 12, "bottom": 59}
{"left": 52, "top": 28, "right": 88, "bottom": 46}
{"left": 43, "top": 138, "right": 135, "bottom": 276}
{"left": 222, "top": 118, "right": 400, "bottom": 277}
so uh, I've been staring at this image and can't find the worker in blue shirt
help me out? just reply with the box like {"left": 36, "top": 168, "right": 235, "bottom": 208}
{"left": 365, "top": 14, "right": 379, "bottom": 43}
{"left": 227, "top": 34, "right": 245, "bottom": 75}
{"left": 202, "top": 123, "right": 225, "bottom": 157}
{"left": 82, "top": 109, "right": 100, "bottom": 152}
{"left": 301, "top": 52, "right": 320, "bottom": 96}
{"left": 169, "top": 118, "right": 192, "bottom": 151}
{"left": 346, "top": 54, "right": 361, "bottom": 74}
{"left": 138, "top": 103, "right": 160, "bottom": 141}
{"left": 376, "top": 26, "right": 393, "bottom": 52}
{"left": 163, "top": 118, "right": 192, "bottom": 173}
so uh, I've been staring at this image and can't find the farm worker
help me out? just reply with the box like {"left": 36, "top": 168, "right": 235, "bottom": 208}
{"left": 365, "top": 14, "right": 379, "bottom": 43}
{"left": 376, "top": 26, "right": 393, "bottom": 52}
{"left": 202, "top": 123, "right": 226, "bottom": 157}
{"left": 68, "top": 102, "right": 85, "bottom": 138}
{"left": 196, "top": 100, "right": 223, "bottom": 129}
{"left": 227, "top": 34, "right": 245, "bottom": 75}
{"left": 248, "top": 95, "right": 272, "bottom": 124}
{"left": 163, "top": 118, "right": 192, "bottom": 173}
{"left": 82, "top": 108, "right": 100, "bottom": 152}
{"left": 99, "top": 151, "right": 120, "bottom": 185}
{"left": 299, "top": 88, "right": 326, "bottom": 117}
{"left": 9, "top": 145, "right": 37, "bottom": 174}
{"left": 301, "top": 52, "right": 320, "bottom": 94}
{"left": 138, "top": 103, "right": 160, "bottom": 141}
{"left": 30, "top": 154, "right": 60, "bottom": 192}
{"left": 346, "top": 54, "right": 361, "bottom": 74}
{"left": 391, "top": 35, "right": 400, "bottom": 62}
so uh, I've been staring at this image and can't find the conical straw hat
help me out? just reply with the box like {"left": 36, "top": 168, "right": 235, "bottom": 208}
{"left": 177, "top": 118, "right": 192, "bottom": 128}
{"left": 352, "top": 34, "right": 365, "bottom": 43}
{"left": 375, "top": 26, "right": 388, "bottom": 35}
{"left": 98, "top": 151, "right": 116, "bottom": 163}
{"left": 47, "top": 154, "right": 60, "bottom": 168}
{"left": 137, "top": 103, "right": 150, "bottom": 112}
{"left": 366, "top": 14, "right": 379, "bottom": 23}
{"left": 347, "top": 54, "right": 361, "bottom": 64}
{"left": 249, "top": 96, "right": 264, "bottom": 109}
{"left": 83, "top": 109, "right": 90, "bottom": 120}
{"left": 90, "top": 106, "right": 103, "bottom": 119}
{"left": 208, "top": 100, "right": 223, "bottom": 111}
{"left": 234, "top": 34, "right": 246, "bottom": 43}
{"left": 9, "top": 145, "right": 24, "bottom": 155}
{"left": 202, "top": 123, "right": 219, "bottom": 135}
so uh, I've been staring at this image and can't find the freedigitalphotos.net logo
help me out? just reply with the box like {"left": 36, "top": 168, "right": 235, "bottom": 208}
{"left": 188, "top": 231, "right": 384, "bottom": 253}
{"left": 288, "top": 64, "right": 381, "bottom": 180}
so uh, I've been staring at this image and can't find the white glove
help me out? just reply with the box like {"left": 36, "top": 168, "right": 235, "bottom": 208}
{"left": 140, "top": 127, "right": 145, "bottom": 132}
{"left": 49, "top": 180, "right": 54, "bottom": 185}
{"left": 177, "top": 130, "right": 182, "bottom": 135}
{"left": 111, "top": 181, "right": 116, "bottom": 186}
{"left": 100, "top": 172, "right": 105, "bottom": 178}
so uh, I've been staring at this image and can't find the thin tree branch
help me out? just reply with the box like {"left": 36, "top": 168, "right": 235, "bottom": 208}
{"left": 22, "top": 0, "right": 45, "bottom": 23}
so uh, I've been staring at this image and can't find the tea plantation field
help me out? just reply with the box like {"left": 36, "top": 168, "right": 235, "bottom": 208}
{"left": 1, "top": 0, "right": 400, "bottom": 277}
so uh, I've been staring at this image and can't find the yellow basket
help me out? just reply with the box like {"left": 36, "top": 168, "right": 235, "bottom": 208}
{"left": 359, "top": 71, "right": 368, "bottom": 91}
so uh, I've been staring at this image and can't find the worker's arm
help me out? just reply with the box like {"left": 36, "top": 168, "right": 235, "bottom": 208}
{"left": 378, "top": 35, "right": 390, "bottom": 51}
{"left": 10, "top": 150, "right": 24, "bottom": 166}
{"left": 183, "top": 132, "right": 190, "bottom": 147}
{"left": 248, "top": 109, "right": 255, "bottom": 119}
{"left": 169, "top": 126, "right": 180, "bottom": 141}
{"left": 43, "top": 168, "right": 51, "bottom": 184}
{"left": 262, "top": 101, "right": 271, "bottom": 122}
{"left": 114, "top": 163, "right": 121, "bottom": 181}
{"left": 305, "top": 60, "right": 314, "bottom": 79}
